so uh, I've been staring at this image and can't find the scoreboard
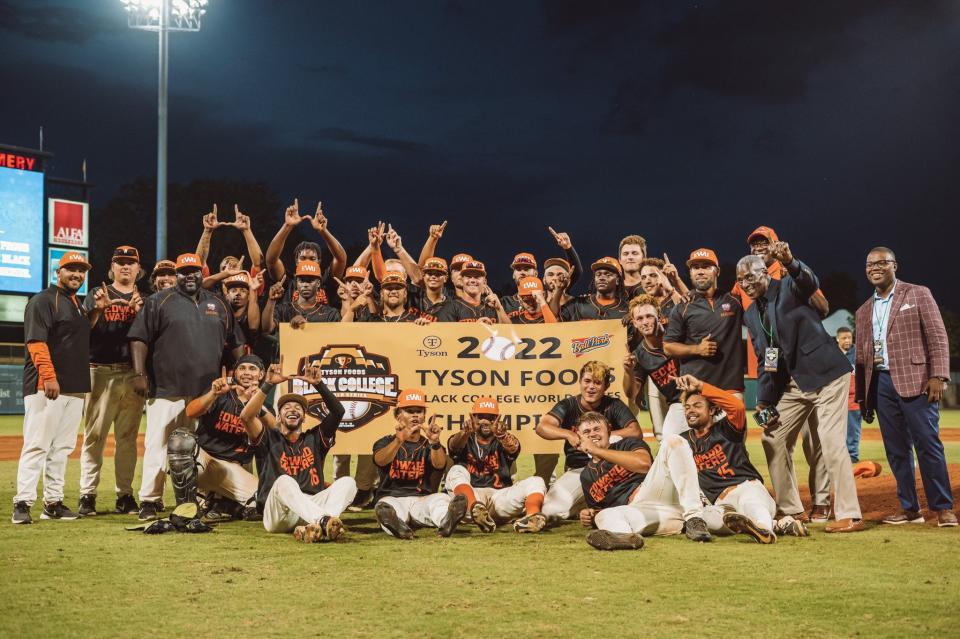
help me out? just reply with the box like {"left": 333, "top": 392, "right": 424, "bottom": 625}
{"left": 0, "top": 151, "right": 44, "bottom": 294}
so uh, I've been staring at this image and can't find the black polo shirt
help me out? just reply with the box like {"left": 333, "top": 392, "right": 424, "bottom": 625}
{"left": 665, "top": 292, "right": 745, "bottom": 391}
{"left": 546, "top": 395, "right": 637, "bottom": 470}
{"left": 373, "top": 435, "right": 442, "bottom": 499}
{"left": 253, "top": 425, "right": 334, "bottom": 513}
{"left": 197, "top": 390, "right": 274, "bottom": 465}
{"left": 83, "top": 285, "right": 140, "bottom": 365}
{"left": 23, "top": 285, "right": 91, "bottom": 397}
{"left": 449, "top": 434, "right": 519, "bottom": 489}
{"left": 127, "top": 287, "right": 244, "bottom": 399}
{"left": 580, "top": 437, "right": 651, "bottom": 509}
{"left": 681, "top": 419, "right": 763, "bottom": 503}
{"left": 631, "top": 341, "right": 682, "bottom": 404}
{"left": 560, "top": 294, "right": 629, "bottom": 321}
{"left": 272, "top": 300, "right": 340, "bottom": 326}
{"left": 433, "top": 298, "right": 499, "bottom": 323}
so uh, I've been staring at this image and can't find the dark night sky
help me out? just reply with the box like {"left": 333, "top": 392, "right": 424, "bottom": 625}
{"left": 1, "top": 1, "right": 958, "bottom": 310}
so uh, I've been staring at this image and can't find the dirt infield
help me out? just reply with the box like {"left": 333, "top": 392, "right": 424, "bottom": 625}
{"left": 0, "top": 434, "right": 146, "bottom": 461}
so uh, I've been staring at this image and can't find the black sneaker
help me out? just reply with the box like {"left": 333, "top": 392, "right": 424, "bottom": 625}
{"left": 438, "top": 494, "right": 468, "bottom": 538}
{"left": 115, "top": 494, "right": 139, "bottom": 515}
{"left": 684, "top": 516, "right": 712, "bottom": 542}
{"left": 347, "top": 489, "right": 374, "bottom": 513}
{"left": 41, "top": 501, "right": 80, "bottom": 520}
{"left": 11, "top": 501, "right": 32, "bottom": 525}
{"left": 138, "top": 501, "right": 160, "bottom": 522}
{"left": 78, "top": 494, "right": 97, "bottom": 517}
{"left": 586, "top": 529, "right": 645, "bottom": 551}
{"left": 375, "top": 501, "right": 414, "bottom": 539}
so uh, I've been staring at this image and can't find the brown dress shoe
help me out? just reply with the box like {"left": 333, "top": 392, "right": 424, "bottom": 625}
{"left": 881, "top": 510, "right": 924, "bottom": 525}
{"left": 825, "top": 518, "right": 866, "bottom": 533}
{"left": 777, "top": 510, "right": 810, "bottom": 523}
{"left": 936, "top": 510, "right": 958, "bottom": 527}
{"left": 809, "top": 505, "right": 831, "bottom": 522}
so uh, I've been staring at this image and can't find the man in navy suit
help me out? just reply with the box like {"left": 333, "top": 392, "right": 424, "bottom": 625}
{"left": 737, "top": 243, "right": 864, "bottom": 533}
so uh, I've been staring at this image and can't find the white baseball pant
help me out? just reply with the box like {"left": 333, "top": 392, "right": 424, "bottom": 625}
{"left": 647, "top": 380, "right": 668, "bottom": 439}
{"left": 138, "top": 397, "right": 196, "bottom": 503}
{"left": 445, "top": 465, "right": 546, "bottom": 522}
{"left": 661, "top": 402, "right": 689, "bottom": 438}
{"left": 542, "top": 468, "right": 586, "bottom": 521}
{"left": 80, "top": 366, "right": 144, "bottom": 498}
{"left": 263, "top": 475, "right": 357, "bottom": 533}
{"left": 377, "top": 493, "right": 453, "bottom": 532}
{"left": 700, "top": 479, "right": 777, "bottom": 533}
{"left": 14, "top": 392, "right": 84, "bottom": 505}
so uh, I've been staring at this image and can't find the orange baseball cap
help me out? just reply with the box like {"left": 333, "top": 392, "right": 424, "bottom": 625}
{"left": 112, "top": 246, "right": 140, "bottom": 263}
{"left": 423, "top": 257, "right": 448, "bottom": 273}
{"left": 295, "top": 260, "right": 322, "bottom": 278}
{"left": 518, "top": 276, "right": 544, "bottom": 296}
{"left": 397, "top": 388, "right": 427, "bottom": 408}
{"left": 381, "top": 272, "right": 406, "bottom": 289}
{"left": 591, "top": 257, "right": 623, "bottom": 277}
{"left": 543, "top": 257, "right": 571, "bottom": 272}
{"left": 746, "top": 226, "right": 779, "bottom": 245}
{"left": 450, "top": 254, "right": 473, "bottom": 270}
{"left": 471, "top": 396, "right": 500, "bottom": 416}
{"left": 511, "top": 252, "right": 537, "bottom": 270}
{"left": 224, "top": 273, "right": 250, "bottom": 288}
{"left": 344, "top": 265, "right": 368, "bottom": 281}
{"left": 152, "top": 259, "right": 176, "bottom": 276}
{"left": 58, "top": 251, "right": 91, "bottom": 271}
{"left": 174, "top": 253, "right": 202, "bottom": 271}
{"left": 686, "top": 248, "right": 719, "bottom": 268}
{"left": 460, "top": 260, "right": 486, "bottom": 277}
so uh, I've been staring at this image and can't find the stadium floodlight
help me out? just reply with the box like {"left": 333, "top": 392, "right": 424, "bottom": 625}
{"left": 121, "top": 0, "right": 209, "bottom": 260}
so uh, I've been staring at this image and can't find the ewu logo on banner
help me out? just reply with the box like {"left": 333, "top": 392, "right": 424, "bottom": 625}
{"left": 48, "top": 199, "right": 89, "bottom": 247}
{"left": 285, "top": 344, "right": 400, "bottom": 431}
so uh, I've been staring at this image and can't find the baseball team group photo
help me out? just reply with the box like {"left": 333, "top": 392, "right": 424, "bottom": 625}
{"left": 2, "top": 2, "right": 959, "bottom": 638}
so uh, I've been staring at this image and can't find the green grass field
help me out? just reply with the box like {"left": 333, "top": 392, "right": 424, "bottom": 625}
{"left": 1, "top": 414, "right": 959, "bottom": 638}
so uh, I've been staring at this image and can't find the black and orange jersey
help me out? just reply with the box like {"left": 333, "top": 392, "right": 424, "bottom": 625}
{"left": 499, "top": 293, "right": 522, "bottom": 316}
{"left": 273, "top": 299, "right": 340, "bottom": 325}
{"left": 433, "top": 298, "right": 499, "bottom": 323}
{"left": 631, "top": 341, "right": 682, "bottom": 404}
{"left": 372, "top": 435, "right": 443, "bottom": 498}
{"left": 83, "top": 285, "right": 140, "bottom": 364}
{"left": 449, "top": 434, "right": 518, "bottom": 489}
{"left": 560, "top": 294, "right": 629, "bottom": 321}
{"left": 408, "top": 285, "right": 452, "bottom": 320}
{"left": 354, "top": 307, "right": 422, "bottom": 323}
{"left": 508, "top": 305, "right": 557, "bottom": 324}
{"left": 664, "top": 291, "right": 745, "bottom": 391}
{"left": 679, "top": 383, "right": 762, "bottom": 503}
{"left": 580, "top": 437, "right": 651, "bottom": 509}
{"left": 197, "top": 390, "right": 273, "bottom": 465}
{"left": 253, "top": 424, "right": 334, "bottom": 513}
{"left": 24, "top": 285, "right": 91, "bottom": 397}
{"left": 547, "top": 395, "right": 637, "bottom": 470}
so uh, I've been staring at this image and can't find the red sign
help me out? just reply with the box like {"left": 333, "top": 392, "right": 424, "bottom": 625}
{"left": 0, "top": 152, "right": 38, "bottom": 171}
{"left": 48, "top": 199, "right": 89, "bottom": 248}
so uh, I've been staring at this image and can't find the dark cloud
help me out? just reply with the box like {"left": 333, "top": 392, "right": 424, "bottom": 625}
{"left": 310, "top": 128, "right": 430, "bottom": 153}
{"left": 296, "top": 63, "right": 346, "bottom": 76}
{"left": 540, "top": 0, "right": 645, "bottom": 36}
{"left": 0, "top": 1, "right": 119, "bottom": 44}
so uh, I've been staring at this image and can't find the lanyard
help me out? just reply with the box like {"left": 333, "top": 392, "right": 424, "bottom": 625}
{"left": 873, "top": 294, "right": 893, "bottom": 340}
{"left": 758, "top": 299, "right": 776, "bottom": 348}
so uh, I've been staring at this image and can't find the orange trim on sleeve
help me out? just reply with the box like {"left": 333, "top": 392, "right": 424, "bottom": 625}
{"left": 700, "top": 382, "right": 746, "bottom": 430}
{"left": 540, "top": 304, "right": 557, "bottom": 323}
{"left": 26, "top": 342, "right": 57, "bottom": 390}
{"left": 370, "top": 247, "right": 386, "bottom": 282}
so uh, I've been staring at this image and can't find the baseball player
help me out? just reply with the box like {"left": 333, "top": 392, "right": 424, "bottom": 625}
{"left": 220, "top": 271, "right": 261, "bottom": 349}
{"left": 77, "top": 246, "right": 146, "bottom": 516}
{"left": 508, "top": 277, "right": 557, "bottom": 324}
{"left": 372, "top": 389, "right": 468, "bottom": 539}
{"left": 499, "top": 253, "right": 539, "bottom": 315}
{"left": 576, "top": 411, "right": 715, "bottom": 550}
{"left": 448, "top": 253, "right": 473, "bottom": 299}
{"left": 534, "top": 361, "right": 641, "bottom": 522}
{"left": 674, "top": 374, "right": 809, "bottom": 544}
{"left": 543, "top": 257, "right": 576, "bottom": 312}
{"left": 618, "top": 234, "right": 647, "bottom": 299}
{"left": 239, "top": 362, "right": 356, "bottom": 542}
{"left": 553, "top": 257, "right": 629, "bottom": 321}
{"left": 411, "top": 256, "right": 453, "bottom": 320}
{"left": 128, "top": 253, "right": 245, "bottom": 521}
{"left": 194, "top": 203, "right": 264, "bottom": 282}
{"left": 12, "top": 252, "right": 92, "bottom": 524}
{"left": 638, "top": 257, "right": 686, "bottom": 319}
{"left": 149, "top": 260, "right": 176, "bottom": 292}
{"left": 623, "top": 295, "right": 687, "bottom": 439}
{"left": 434, "top": 261, "right": 509, "bottom": 323}
{"left": 183, "top": 355, "right": 276, "bottom": 520}
{"left": 261, "top": 260, "right": 340, "bottom": 335}
{"left": 446, "top": 397, "right": 547, "bottom": 533}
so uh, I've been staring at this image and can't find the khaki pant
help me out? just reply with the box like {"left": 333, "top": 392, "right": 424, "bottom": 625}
{"left": 762, "top": 374, "right": 861, "bottom": 520}
{"left": 138, "top": 397, "right": 196, "bottom": 503}
{"left": 15, "top": 392, "right": 84, "bottom": 505}
{"left": 80, "top": 366, "right": 144, "bottom": 497}
{"left": 332, "top": 454, "right": 379, "bottom": 491}
{"left": 198, "top": 449, "right": 257, "bottom": 505}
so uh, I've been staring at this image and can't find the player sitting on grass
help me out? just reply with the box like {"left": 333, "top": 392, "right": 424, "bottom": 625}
{"left": 372, "top": 389, "right": 468, "bottom": 539}
{"left": 675, "top": 374, "right": 808, "bottom": 543}
{"left": 576, "top": 412, "right": 715, "bottom": 550}
{"left": 446, "top": 397, "right": 547, "bottom": 533}
{"left": 239, "top": 361, "right": 357, "bottom": 543}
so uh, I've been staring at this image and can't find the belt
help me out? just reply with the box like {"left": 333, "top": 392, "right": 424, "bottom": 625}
{"left": 91, "top": 363, "right": 132, "bottom": 371}
{"left": 717, "top": 485, "right": 738, "bottom": 501}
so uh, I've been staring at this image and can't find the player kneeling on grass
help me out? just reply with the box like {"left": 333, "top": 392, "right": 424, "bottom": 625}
{"left": 239, "top": 362, "right": 356, "bottom": 543}
{"left": 372, "top": 389, "right": 467, "bottom": 539}
{"left": 446, "top": 397, "right": 547, "bottom": 533}
{"left": 577, "top": 412, "right": 715, "bottom": 550}
{"left": 675, "top": 375, "right": 808, "bottom": 543}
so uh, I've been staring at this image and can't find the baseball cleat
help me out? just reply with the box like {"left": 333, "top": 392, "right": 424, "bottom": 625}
{"left": 293, "top": 517, "right": 344, "bottom": 543}
{"left": 723, "top": 511, "right": 776, "bottom": 544}
{"left": 11, "top": 501, "right": 32, "bottom": 525}
{"left": 375, "top": 502, "right": 414, "bottom": 540}
{"left": 138, "top": 501, "right": 160, "bottom": 522}
{"left": 586, "top": 529, "right": 644, "bottom": 551}
{"left": 513, "top": 513, "right": 547, "bottom": 534}
{"left": 774, "top": 516, "right": 809, "bottom": 537}
{"left": 115, "top": 494, "right": 139, "bottom": 515}
{"left": 78, "top": 494, "right": 97, "bottom": 517}
{"left": 41, "top": 501, "right": 79, "bottom": 520}
{"left": 470, "top": 501, "right": 496, "bottom": 533}
{"left": 683, "top": 516, "right": 712, "bottom": 542}
{"left": 438, "top": 494, "right": 468, "bottom": 538}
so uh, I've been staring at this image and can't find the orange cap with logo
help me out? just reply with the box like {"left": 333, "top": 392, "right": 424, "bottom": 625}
{"left": 344, "top": 265, "right": 368, "bottom": 281}
{"left": 450, "top": 254, "right": 473, "bottom": 270}
{"left": 58, "top": 251, "right": 92, "bottom": 271}
{"left": 591, "top": 257, "right": 623, "bottom": 277}
{"left": 686, "top": 248, "right": 719, "bottom": 268}
{"left": 112, "top": 246, "right": 140, "bottom": 263}
{"left": 460, "top": 260, "right": 486, "bottom": 277}
{"left": 224, "top": 273, "right": 250, "bottom": 288}
{"left": 423, "top": 257, "right": 448, "bottom": 273}
{"left": 381, "top": 272, "right": 406, "bottom": 288}
{"left": 295, "top": 260, "right": 322, "bottom": 278}
{"left": 543, "top": 257, "right": 571, "bottom": 272}
{"left": 471, "top": 396, "right": 500, "bottom": 415}
{"left": 397, "top": 388, "right": 427, "bottom": 408}
{"left": 175, "top": 253, "right": 202, "bottom": 271}
{"left": 746, "top": 226, "right": 779, "bottom": 245}
{"left": 152, "top": 259, "right": 176, "bottom": 276}
{"left": 511, "top": 252, "right": 537, "bottom": 270}
{"left": 518, "top": 276, "right": 544, "bottom": 296}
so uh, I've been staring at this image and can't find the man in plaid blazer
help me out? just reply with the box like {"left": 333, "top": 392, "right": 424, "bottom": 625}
{"left": 855, "top": 247, "right": 956, "bottom": 527}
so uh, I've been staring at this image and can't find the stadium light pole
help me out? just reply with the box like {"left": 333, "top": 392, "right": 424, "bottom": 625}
{"left": 121, "top": 0, "right": 208, "bottom": 260}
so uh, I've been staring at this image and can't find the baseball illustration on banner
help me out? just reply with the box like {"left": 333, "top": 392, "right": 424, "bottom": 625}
{"left": 480, "top": 331, "right": 519, "bottom": 361}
